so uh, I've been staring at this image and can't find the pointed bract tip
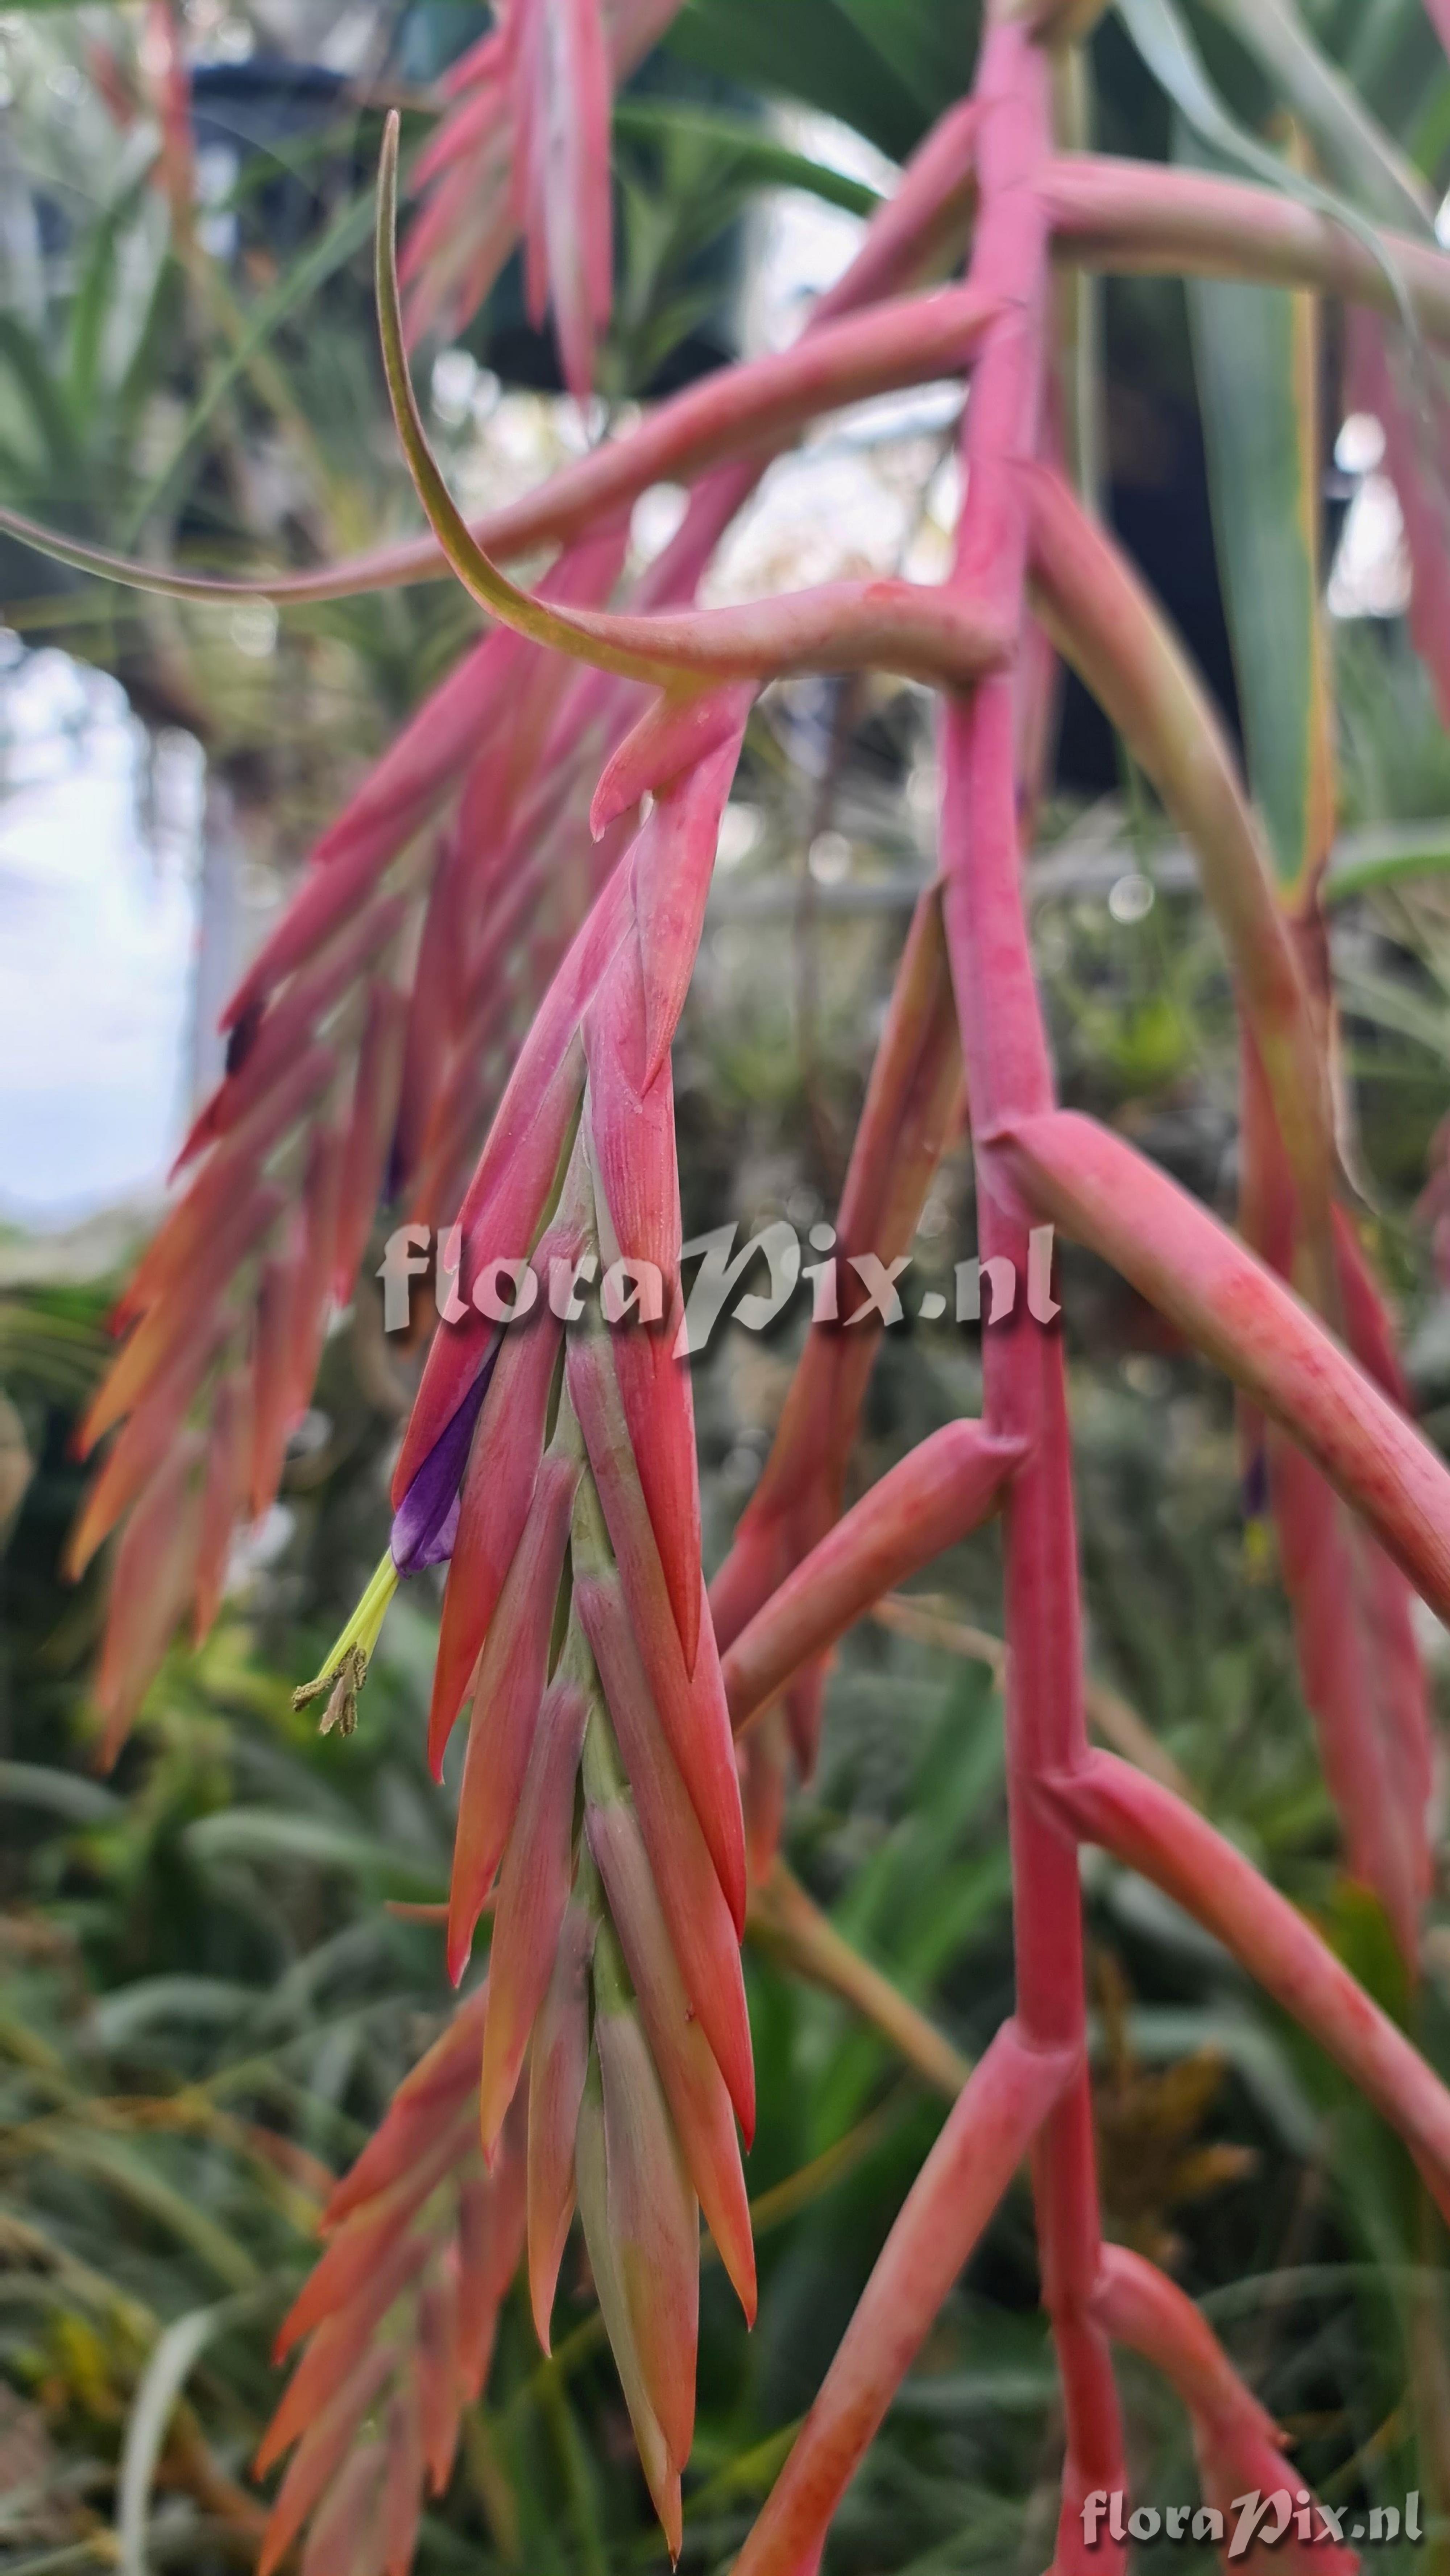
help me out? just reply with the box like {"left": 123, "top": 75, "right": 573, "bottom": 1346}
{"left": 588, "top": 762, "right": 635, "bottom": 842}
{"left": 592, "top": 684, "right": 748, "bottom": 847}
{"left": 679, "top": 1567, "right": 700, "bottom": 1678}
{"left": 663, "top": 2484, "right": 683, "bottom": 2564}
{"left": 478, "top": 2093, "right": 506, "bottom": 2172}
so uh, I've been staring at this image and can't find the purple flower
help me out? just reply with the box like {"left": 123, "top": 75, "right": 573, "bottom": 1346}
{"left": 390, "top": 1339, "right": 499, "bottom": 1575}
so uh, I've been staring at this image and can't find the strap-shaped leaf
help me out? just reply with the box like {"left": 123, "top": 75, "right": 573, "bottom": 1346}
{"left": 1199, "top": 0, "right": 1432, "bottom": 232}
{"left": 1117, "top": 0, "right": 1419, "bottom": 331}
{"left": 665, "top": 0, "right": 954, "bottom": 161}
{"left": 1183, "top": 126, "right": 1334, "bottom": 900}
{"left": 613, "top": 99, "right": 883, "bottom": 212}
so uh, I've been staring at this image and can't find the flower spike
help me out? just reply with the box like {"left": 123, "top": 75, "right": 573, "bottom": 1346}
{"left": 256, "top": 1987, "right": 527, "bottom": 2576}
{"left": 374, "top": 721, "right": 758, "bottom": 2519}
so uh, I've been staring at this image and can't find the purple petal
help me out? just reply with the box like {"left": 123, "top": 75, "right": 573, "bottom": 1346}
{"left": 391, "top": 1338, "right": 499, "bottom": 1575}
{"left": 408, "top": 1491, "right": 461, "bottom": 1572}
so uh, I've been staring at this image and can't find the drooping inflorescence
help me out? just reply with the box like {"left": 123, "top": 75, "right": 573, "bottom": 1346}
{"left": 43, "top": 0, "right": 1450, "bottom": 2568}
{"left": 390, "top": 737, "right": 764, "bottom": 2549}
{"left": 66, "top": 537, "right": 631, "bottom": 1759}
{"left": 256, "top": 1985, "right": 527, "bottom": 2575}
{"left": 401, "top": 0, "right": 688, "bottom": 380}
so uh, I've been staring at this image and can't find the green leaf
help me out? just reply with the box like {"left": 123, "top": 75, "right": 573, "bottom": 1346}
{"left": 1184, "top": 128, "right": 1334, "bottom": 896}
{"left": 0, "top": 1760, "right": 121, "bottom": 1826}
{"left": 1345, "top": 0, "right": 1448, "bottom": 148}
{"left": 65, "top": 151, "right": 158, "bottom": 421}
{"left": 1334, "top": 960, "right": 1450, "bottom": 1060}
{"left": 120, "top": 174, "right": 380, "bottom": 543}
{"left": 1324, "top": 816, "right": 1450, "bottom": 901}
{"left": 66, "top": 207, "right": 121, "bottom": 427}
{"left": 0, "top": 315, "right": 81, "bottom": 481}
{"left": 116, "top": 2290, "right": 265, "bottom": 2576}
{"left": 184, "top": 1804, "right": 443, "bottom": 1889}
{"left": 827, "top": 0, "right": 973, "bottom": 115}
{"left": 613, "top": 98, "right": 884, "bottom": 213}
{"left": 665, "top": 0, "right": 969, "bottom": 164}
{"left": 1197, "top": 0, "right": 1432, "bottom": 232}
{"left": 89, "top": 1979, "right": 257, "bottom": 2050}
{"left": 113, "top": 219, "right": 182, "bottom": 437}
{"left": 1116, "top": 0, "right": 1421, "bottom": 335}
{"left": 41, "top": 2131, "right": 261, "bottom": 2291}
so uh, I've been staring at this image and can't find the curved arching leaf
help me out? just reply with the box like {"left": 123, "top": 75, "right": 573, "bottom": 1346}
{"left": 1182, "top": 124, "right": 1334, "bottom": 899}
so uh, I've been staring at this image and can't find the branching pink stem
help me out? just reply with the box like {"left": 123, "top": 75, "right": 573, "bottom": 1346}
{"left": 1024, "top": 464, "right": 1335, "bottom": 1278}
{"left": 720, "top": 1421, "right": 1023, "bottom": 1737}
{"left": 1045, "top": 153, "right": 1450, "bottom": 336}
{"left": 1090, "top": 2245, "right": 1273, "bottom": 2430}
{"left": 386, "top": 278, "right": 1000, "bottom": 612}
{"left": 813, "top": 96, "right": 980, "bottom": 326}
{"left": 937, "top": 19, "right": 1128, "bottom": 2564}
{"left": 995, "top": 1108, "right": 1450, "bottom": 1625}
{"left": 22, "top": 140, "right": 1450, "bottom": 619}
{"left": 0, "top": 282, "right": 998, "bottom": 612}
{"left": 377, "top": 115, "right": 1013, "bottom": 696}
{"left": 1091, "top": 2248, "right": 1360, "bottom": 2575}
{"left": 1043, "top": 1753, "right": 1450, "bottom": 2224}
{"left": 732, "top": 2022, "right": 1077, "bottom": 2576}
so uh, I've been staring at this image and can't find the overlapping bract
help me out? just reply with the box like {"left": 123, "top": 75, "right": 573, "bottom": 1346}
{"left": 73, "top": 533, "right": 747, "bottom": 1755}
{"left": 257, "top": 1986, "right": 527, "bottom": 2576}
{"left": 1189, "top": 252, "right": 1438, "bottom": 1967}
{"left": 1244, "top": 1050, "right": 1433, "bottom": 1965}
{"left": 376, "top": 727, "right": 757, "bottom": 2541}
{"left": 401, "top": 0, "right": 687, "bottom": 381}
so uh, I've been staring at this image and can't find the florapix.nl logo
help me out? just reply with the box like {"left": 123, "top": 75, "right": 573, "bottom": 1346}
{"left": 377, "top": 1217, "right": 1062, "bottom": 1352}
{"left": 1081, "top": 2490, "right": 1425, "bottom": 2554}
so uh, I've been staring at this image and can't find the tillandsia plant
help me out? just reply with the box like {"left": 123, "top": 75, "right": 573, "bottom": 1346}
{"left": 25, "top": 0, "right": 1450, "bottom": 2564}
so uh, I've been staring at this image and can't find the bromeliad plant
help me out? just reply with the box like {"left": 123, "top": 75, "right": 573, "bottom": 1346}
{"left": 28, "top": 0, "right": 1450, "bottom": 2563}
